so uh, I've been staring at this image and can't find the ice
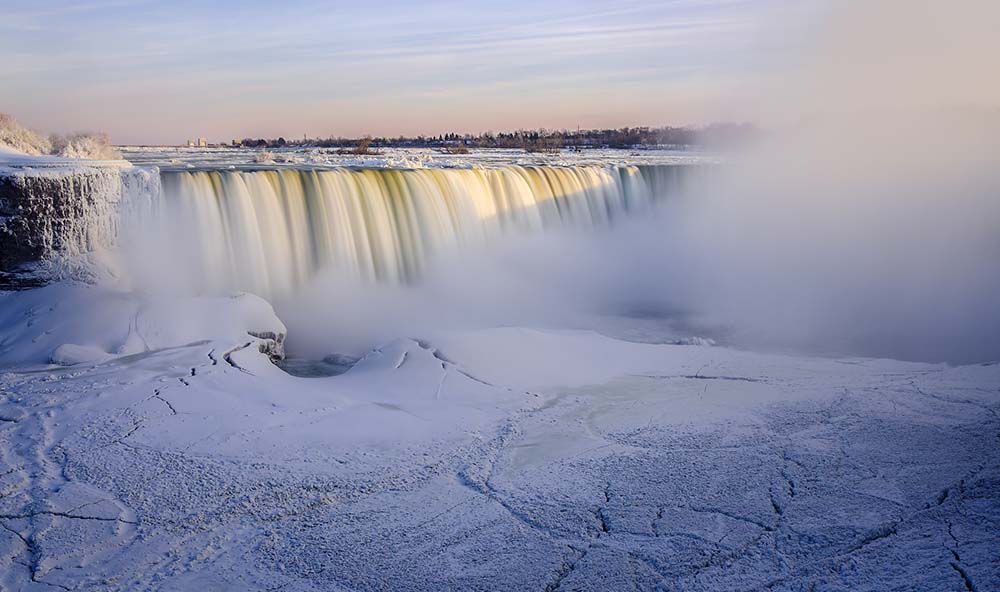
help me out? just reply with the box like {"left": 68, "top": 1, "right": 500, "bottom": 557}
{"left": 0, "top": 156, "right": 159, "bottom": 288}
{"left": 0, "top": 281, "right": 997, "bottom": 590}
{"left": 120, "top": 146, "right": 716, "bottom": 171}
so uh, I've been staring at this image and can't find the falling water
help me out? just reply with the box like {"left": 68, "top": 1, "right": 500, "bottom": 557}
{"left": 152, "top": 165, "right": 688, "bottom": 298}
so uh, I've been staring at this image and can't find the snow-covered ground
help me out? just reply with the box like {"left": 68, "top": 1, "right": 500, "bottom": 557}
{"left": 0, "top": 284, "right": 997, "bottom": 591}
{"left": 0, "top": 147, "right": 132, "bottom": 174}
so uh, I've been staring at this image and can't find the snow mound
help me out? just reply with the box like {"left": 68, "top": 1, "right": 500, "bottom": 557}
{"left": 0, "top": 285, "right": 286, "bottom": 368}
{"left": 50, "top": 343, "right": 113, "bottom": 366}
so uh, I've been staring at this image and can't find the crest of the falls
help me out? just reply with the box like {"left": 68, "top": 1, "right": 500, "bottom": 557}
{"left": 151, "top": 165, "right": 686, "bottom": 298}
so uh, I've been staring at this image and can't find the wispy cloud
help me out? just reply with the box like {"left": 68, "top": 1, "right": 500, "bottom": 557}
{"left": 0, "top": 0, "right": 777, "bottom": 143}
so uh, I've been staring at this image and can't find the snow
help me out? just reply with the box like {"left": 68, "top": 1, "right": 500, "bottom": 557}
{"left": 1, "top": 113, "right": 122, "bottom": 162}
{"left": 0, "top": 147, "right": 132, "bottom": 174}
{"left": 120, "top": 146, "right": 716, "bottom": 171}
{"left": 0, "top": 283, "right": 997, "bottom": 590}
{"left": 0, "top": 285, "right": 284, "bottom": 367}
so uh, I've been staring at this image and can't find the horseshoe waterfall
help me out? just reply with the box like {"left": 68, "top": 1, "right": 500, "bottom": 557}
{"left": 148, "top": 165, "right": 688, "bottom": 298}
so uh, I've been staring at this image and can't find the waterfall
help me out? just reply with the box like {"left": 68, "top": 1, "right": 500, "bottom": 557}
{"left": 152, "top": 165, "right": 688, "bottom": 298}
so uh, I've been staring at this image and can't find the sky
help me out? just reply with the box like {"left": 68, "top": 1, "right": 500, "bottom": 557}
{"left": 0, "top": 0, "right": 806, "bottom": 144}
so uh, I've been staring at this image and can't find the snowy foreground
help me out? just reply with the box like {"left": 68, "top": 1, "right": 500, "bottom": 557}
{"left": 0, "top": 286, "right": 998, "bottom": 591}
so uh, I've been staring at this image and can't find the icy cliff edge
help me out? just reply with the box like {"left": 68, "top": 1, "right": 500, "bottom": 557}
{"left": 0, "top": 154, "right": 159, "bottom": 287}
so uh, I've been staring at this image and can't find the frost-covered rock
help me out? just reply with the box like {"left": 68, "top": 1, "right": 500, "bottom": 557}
{"left": 0, "top": 162, "right": 159, "bottom": 287}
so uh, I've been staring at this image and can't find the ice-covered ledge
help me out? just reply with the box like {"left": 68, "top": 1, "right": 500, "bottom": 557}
{"left": 0, "top": 151, "right": 159, "bottom": 288}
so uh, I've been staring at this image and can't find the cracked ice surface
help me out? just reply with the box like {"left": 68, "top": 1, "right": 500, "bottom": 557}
{"left": 0, "top": 289, "right": 998, "bottom": 591}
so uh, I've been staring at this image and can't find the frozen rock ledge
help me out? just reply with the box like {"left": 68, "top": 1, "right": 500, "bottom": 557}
{"left": 0, "top": 157, "right": 159, "bottom": 288}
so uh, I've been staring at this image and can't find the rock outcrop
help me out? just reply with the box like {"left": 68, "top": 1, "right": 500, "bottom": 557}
{"left": 0, "top": 162, "right": 158, "bottom": 287}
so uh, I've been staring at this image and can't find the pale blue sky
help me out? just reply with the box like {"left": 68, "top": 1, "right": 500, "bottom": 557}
{"left": 0, "top": 0, "right": 805, "bottom": 144}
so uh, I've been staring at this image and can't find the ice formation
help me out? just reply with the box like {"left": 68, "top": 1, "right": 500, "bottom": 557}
{"left": 0, "top": 158, "right": 158, "bottom": 286}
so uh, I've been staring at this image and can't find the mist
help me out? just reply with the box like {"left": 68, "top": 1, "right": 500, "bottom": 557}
{"left": 274, "top": 229, "right": 620, "bottom": 357}
{"left": 652, "top": 0, "right": 1000, "bottom": 362}
{"left": 654, "top": 117, "right": 1000, "bottom": 363}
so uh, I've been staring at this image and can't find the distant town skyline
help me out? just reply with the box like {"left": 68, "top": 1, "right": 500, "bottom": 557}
{"left": 1, "top": 0, "right": 818, "bottom": 145}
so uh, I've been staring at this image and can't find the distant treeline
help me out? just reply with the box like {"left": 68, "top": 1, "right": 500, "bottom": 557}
{"left": 229, "top": 123, "right": 758, "bottom": 152}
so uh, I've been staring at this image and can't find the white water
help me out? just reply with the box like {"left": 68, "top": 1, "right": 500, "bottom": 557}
{"left": 146, "top": 165, "right": 686, "bottom": 299}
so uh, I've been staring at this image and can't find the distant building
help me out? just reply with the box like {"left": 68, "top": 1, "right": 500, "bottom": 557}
{"left": 197, "top": 138, "right": 208, "bottom": 148}
{"left": 186, "top": 139, "right": 195, "bottom": 147}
